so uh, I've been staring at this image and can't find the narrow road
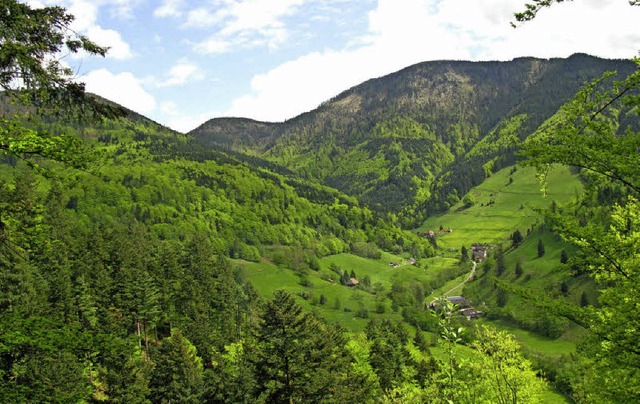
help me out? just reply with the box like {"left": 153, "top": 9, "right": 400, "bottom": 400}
{"left": 442, "top": 260, "right": 476, "bottom": 297}
{"left": 427, "top": 261, "right": 476, "bottom": 307}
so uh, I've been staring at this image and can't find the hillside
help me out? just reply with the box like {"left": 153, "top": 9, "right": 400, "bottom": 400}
{"left": 189, "top": 54, "right": 636, "bottom": 221}
{"left": 4, "top": 1, "right": 640, "bottom": 402}
{"left": 420, "top": 164, "right": 582, "bottom": 251}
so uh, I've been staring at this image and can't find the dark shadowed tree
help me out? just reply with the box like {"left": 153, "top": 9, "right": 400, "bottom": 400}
{"left": 150, "top": 329, "right": 204, "bottom": 404}
{"left": 515, "top": 261, "right": 523, "bottom": 278}
{"left": 511, "top": 230, "right": 523, "bottom": 247}
{"left": 251, "top": 290, "right": 351, "bottom": 403}
{"left": 537, "top": 239, "right": 545, "bottom": 257}
{"left": 560, "top": 249, "right": 569, "bottom": 264}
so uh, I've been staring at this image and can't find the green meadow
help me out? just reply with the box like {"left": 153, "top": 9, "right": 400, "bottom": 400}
{"left": 419, "top": 164, "right": 582, "bottom": 252}
{"left": 236, "top": 252, "right": 462, "bottom": 332}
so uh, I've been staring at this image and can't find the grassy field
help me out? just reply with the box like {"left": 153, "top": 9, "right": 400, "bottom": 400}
{"left": 419, "top": 164, "right": 582, "bottom": 253}
{"left": 478, "top": 318, "right": 576, "bottom": 356}
{"left": 236, "top": 252, "right": 461, "bottom": 332}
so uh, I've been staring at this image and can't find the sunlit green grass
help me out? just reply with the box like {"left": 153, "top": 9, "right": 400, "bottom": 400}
{"left": 236, "top": 252, "right": 461, "bottom": 332}
{"left": 420, "top": 164, "right": 582, "bottom": 252}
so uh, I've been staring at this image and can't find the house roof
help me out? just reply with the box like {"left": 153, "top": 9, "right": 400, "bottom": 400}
{"left": 447, "top": 296, "right": 465, "bottom": 304}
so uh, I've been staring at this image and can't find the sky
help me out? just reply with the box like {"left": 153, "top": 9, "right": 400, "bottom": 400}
{"left": 29, "top": 0, "right": 640, "bottom": 133}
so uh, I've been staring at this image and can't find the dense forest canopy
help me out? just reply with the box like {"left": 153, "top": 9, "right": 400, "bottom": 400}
{"left": 1, "top": 0, "right": 640, "bottom": 402}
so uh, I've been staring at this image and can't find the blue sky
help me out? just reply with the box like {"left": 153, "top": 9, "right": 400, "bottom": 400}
{"left": 30, "top": 0, "right": 640, "bottom": 133}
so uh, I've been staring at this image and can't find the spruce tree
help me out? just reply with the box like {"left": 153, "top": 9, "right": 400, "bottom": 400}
{"left": 252, "top": 290, "right": 349, "bottom": 403}
{"left": 537, "top": 239, "right": 545, "bottom": 257}
{"left": 495, "top": 249, "right": 506, "bottom": 277}
{"left": 580, "top": 291, "right": 590, "bottom": 307}
{"left": 560, "top": 249, "right": 569, "bottom": 264}
{"left": 515, "top": 261, "right": 523, "bottom": 278}
{"left": 511, "top": 230, "right": 523, "bottom": 247}
{"left": 460, "top": 245, "right": 469, "bottom": 263}
{"left": 150, "top": 329, "right": 204, "bottom": 404}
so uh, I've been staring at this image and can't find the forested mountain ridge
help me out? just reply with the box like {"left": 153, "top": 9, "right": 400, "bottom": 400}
{"left": 190, "top": 54, "right": 637, "bottom": 221}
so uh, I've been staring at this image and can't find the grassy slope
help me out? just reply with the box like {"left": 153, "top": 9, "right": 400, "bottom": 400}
{"left": 419, "top": 164, "right": 582, "bottom": 253}
{"left": 236, "top": 252, "right": 460, "bottom": 332}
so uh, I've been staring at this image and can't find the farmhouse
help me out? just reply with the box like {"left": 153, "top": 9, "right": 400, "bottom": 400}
{"left": 459, "top": 307, "right": 484, "bottom": 320}
{"left": 471, "top": 244, "right": 487, "bottom": 262}
{"left": 418, "top": 230, "right": 436, "bottom": 237}
{"left": 346, "top": 278, "right": 359, "bottom": 287}
{"left": 447, "top": 295, "right": 468, "bottom": 306}
{"left": 427, "top": 295, "right": 471, "bottom": 310}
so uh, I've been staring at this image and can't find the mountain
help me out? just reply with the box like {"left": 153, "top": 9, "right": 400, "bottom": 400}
{"left": 189, "top": 53, "right": 637, "bottom": 223}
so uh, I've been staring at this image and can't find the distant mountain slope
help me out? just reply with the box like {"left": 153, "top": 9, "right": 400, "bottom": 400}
{"left": 189, "top": 54, "right": 636, "bottom": 222}
{"left": 0, "top": 93, "right": 434, "bottom": 261}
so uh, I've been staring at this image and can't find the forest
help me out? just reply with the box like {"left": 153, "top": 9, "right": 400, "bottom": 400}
{"left": 1, "top": 0, "right": 640, "bottom": 403}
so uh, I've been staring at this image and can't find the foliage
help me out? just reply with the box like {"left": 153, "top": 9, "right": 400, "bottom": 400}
{"left": 1, "top": 2, "right": 637, "bottom": 402}
{"left": 0, "top": 0, "right": 122, "bottom": 171}
{"left": 515, "top": 261, "right": 523, "bottom": 278}
{"left": 149, "top": 329, "right": 204, "bottom": 403}
{"left": 470, "top": 325, "right": 545, "bottom": 403}
{"left": 513, "top": 0, "right": 639, "bottom": 25}
{"left": 515, "top": 57, "right": 640, "bottom": 401}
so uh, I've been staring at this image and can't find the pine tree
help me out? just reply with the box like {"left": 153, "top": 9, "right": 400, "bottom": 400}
{"left": 580, "top": 291, "right": 590, "bottom": 307}
{"left": 460, "top": 245, "right": 469, "bottom": 263}
{"left": 495, "top": 248, "right": 506, "bottom": 277}
{"left": 413, "top": 330, "right": 430, "bottom": 352}
{"left": 537, "top": 239, "right": 545, "bottom": 257}
{"left": 511, "top": 230, "right": 523, "bottom": 247}
{"left": 252, "top": 290, "right": 349, "bottom": 402}
{"left": 340, "top": 271, "right": 350, "bottom": 285}
{"left": 497, "top": 289, "right": 508, "bottom": 307}
{"left": 150, "top": 329, "right": 204, "bottom": 404}
{"left": 560, "top": 249, "right": 569, "bottom": 264}
{"left": 515, "top": 261, "right": 523, "bottom": 278}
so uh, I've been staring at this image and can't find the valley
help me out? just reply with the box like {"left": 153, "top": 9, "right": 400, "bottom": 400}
{"left": 1, "top": 6, "right": 639, "bottom": 399}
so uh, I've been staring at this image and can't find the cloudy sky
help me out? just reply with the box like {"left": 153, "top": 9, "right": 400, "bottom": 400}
{"left": 30, "top": 0, "right": 640, "bottom": 133}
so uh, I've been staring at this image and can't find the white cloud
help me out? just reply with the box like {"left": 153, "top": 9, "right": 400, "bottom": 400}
{"left": 224, "top": 48, "right": 383, "bottom": 121}
{"left": 82, "top": 69, "right": 156, "bottom": 114}
{"left": 158, "top": 60, "right": 203, "bottom": 87}
{"left": 86, "top": 26, "right": 133, "bottom": 59}
{"left": 103, "top": 0, "right": 141, "bottom": 19}
{"left": 167, "top": 112, "right": 218, "bottom": 133}
{"left": 223, "top": 0, "right": 640, "bottom": 121}
{"left": 154, "top": 0, "right": 185, "bottom": 18}
{"left": 61, "top": 0, "right": 134, "bottom": 59}
{"left": 484, "top": 0, "right": 640, "bottom": 60}
{"left": 189, "top": 0, "right": 307, "bottom": 54}
{"left": 185, "top": 6, "right": 226, "bottom": 28}
{"left": 193, "top": 37, "right": 232, "bottom": 55}
{"left": 155, "top": 101, "right": 215, "bottom": 133}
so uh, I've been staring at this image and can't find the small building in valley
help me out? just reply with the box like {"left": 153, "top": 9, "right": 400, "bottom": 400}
{"left": 471, "top": 244, "right": 487, "bottom": 262}
{"left": 459, "top": 307, "right": 484, "bottom": 320}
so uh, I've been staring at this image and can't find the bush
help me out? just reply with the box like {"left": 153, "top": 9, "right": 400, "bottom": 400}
{"left": 355, "top": 307, "right": 369, "bottom": 319}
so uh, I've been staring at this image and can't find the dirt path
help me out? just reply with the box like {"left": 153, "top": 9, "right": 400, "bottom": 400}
{"left": 442, "top": 260, "right": 476, "bottom": 297}
{"left": 427, "top": 261, "right": 476, "bottom": 307}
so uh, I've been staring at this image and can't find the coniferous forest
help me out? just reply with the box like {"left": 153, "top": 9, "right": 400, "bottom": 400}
{"left": 1, "top": 1, "right": 640, "bottom": 403}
